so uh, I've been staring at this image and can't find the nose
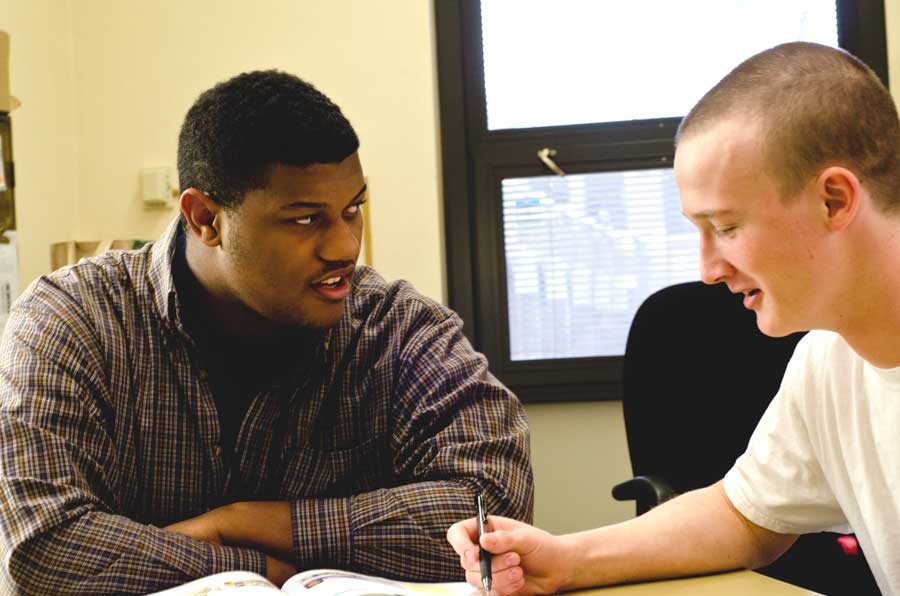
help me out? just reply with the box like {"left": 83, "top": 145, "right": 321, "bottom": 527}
{"left": 699, "top": 233, "right": 735, "bottom": 285}
{"left": 317, "top": 218, "right": 361, "bottom": 265}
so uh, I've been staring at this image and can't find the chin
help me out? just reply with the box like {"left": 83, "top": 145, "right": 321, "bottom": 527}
{"left": 754, "top": 311, "right": 797, "bottom": 338}
{"left": 306, "top": 317, "right": 343, "bottom": 330}
{"left": 290, "top": 306, "right": 346, "bottom": 330}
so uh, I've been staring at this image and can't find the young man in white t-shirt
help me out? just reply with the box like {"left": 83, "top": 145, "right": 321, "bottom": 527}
{"left": 447, "top": 41, "right": 900, "bottom": 595}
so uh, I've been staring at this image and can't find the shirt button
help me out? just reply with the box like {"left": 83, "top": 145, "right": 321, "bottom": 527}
{"left": 214, "top": 445, "right": 222, "bottom": 457}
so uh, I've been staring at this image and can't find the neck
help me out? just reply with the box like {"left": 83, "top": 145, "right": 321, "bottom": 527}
{"left": 182, "top": 237, "right": 303, "bottom": 343}
{"left": 828, "top": 212, "right": 900, "bottom": 368}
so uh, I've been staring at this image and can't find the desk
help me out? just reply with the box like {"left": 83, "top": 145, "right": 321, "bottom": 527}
{"left": 571, "top": 570, "right": 823, "bottom": 595}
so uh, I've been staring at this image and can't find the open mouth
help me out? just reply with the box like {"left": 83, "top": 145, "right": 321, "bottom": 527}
{"left": 314, "top": 275, "right": 344, "bottom": 289}
{"left": 743, "top": 288, "right": 762, "bottom": 309}
{"left": 311, "top": 273, "right": 352, "bottom": 301}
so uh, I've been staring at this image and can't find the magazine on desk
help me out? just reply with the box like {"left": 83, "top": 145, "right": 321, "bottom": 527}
{"left": 148, "top": 568, "right": 477, "bottom": 596}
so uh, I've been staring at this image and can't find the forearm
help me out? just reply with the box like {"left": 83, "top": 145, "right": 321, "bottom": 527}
{"left": 561, "top": 482, "right": 797, "bottom": 590}
{"left": 344, "top": 482, "right": 471, "bottom": 580}
{"left": 217, "top": 500, "right": 293, "bottom": 559}
{"left": 217, "top": 479, "right": 527, "bottom": 582}
{"left": 214, "top": 488, "right": 464, "bottom": 580}
{"left": 0, "top": 428, "right": 266, "bottom": 593}
{"left": 5, "top": 509, "right": 266, "bottom": 596}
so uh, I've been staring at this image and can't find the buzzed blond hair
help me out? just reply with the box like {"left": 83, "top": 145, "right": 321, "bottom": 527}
{"left": 677, "top": 42, "right": 900, "bottom": 213}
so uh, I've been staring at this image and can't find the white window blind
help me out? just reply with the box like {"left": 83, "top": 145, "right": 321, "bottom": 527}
{"left": 503, "top": 168, "right": 699, "bottom": 360}
{"left": 481, "top": 0, "right": 838, "bottom": 130}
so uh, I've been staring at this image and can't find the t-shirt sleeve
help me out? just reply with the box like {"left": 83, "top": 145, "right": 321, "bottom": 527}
{"left": 723, "top": 333, "right": 851, "bottom": 535}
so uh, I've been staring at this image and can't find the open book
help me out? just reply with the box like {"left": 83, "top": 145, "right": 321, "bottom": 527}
{"left": 147, "top": 568, "right": 477, "bottom": 596}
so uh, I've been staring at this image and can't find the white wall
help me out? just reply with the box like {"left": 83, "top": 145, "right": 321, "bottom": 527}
{"left": 888, "top": 0, "right": 900, "bottom": 104}
{"left": 5, "top": 0, "right": 900, "bottom": 536}
{"left": 65, "top": 0, "right": 445, "bottom": 302}
{"left": 1, "top": 0, "right": 78, "bottom": 285}
{"left": 526, "top": 401, "right": 633, "bottom": 532}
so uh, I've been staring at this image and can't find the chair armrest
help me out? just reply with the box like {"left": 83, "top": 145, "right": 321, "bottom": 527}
{"left": 612, "top": 475, "right": 678, "bottom": 516}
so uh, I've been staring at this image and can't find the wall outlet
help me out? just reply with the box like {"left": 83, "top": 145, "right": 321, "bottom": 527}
{"left": 140, "top": 167, "right": 176, "bottom": 208}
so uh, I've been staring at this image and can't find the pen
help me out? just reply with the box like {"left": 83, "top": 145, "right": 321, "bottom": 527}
{"left": 476, "top": 493, "right": 492, "bottom": 595}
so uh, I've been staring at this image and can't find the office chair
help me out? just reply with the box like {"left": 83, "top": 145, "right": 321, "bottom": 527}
{"left": 613, "top": 281, "right": 878, "bottom": 596}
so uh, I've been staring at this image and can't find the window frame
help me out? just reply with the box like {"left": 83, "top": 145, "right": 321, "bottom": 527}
{"left": 435, "top": 0, "right": 889, "bottom": 403}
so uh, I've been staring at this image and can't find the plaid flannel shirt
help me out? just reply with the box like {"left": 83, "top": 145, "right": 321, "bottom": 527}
{"left": 0, "top": 219, "right": 533, "bottom": 595}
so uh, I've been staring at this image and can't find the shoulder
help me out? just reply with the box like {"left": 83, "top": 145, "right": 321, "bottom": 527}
{"left": 347, "top": 266, "right": 456, "bottom": 329}
{"left": 330, "top": 266, "right": 469, "bottom": 364}
{"left": 776, "top": 330, "right": 866, "bottom": 422}
{"left": 787, "top": 330, "right": 859, "bottom": 381}
{"left": 795, "top": 329, "right": 852, "bottom": 360}
{"left": 10, "top": 244, "right": 156, "bottom": 339}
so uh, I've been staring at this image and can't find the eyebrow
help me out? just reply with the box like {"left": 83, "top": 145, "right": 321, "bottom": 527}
{"left": 281, "top": 183, "right": 368, "bottom": 210}
{"left": 681, "top": 208, "right": 738, "bottom": 221}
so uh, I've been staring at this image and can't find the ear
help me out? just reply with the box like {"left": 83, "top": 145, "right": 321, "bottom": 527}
{"left": 179, "top": 188, "right": 222, "bottom": 246}
{"left": 815, "top": 166, "right": 861, "bottom": 232}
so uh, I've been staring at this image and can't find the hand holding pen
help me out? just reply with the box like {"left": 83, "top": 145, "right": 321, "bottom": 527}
{"left": 476, "top": 493, "right": 493, "bottom": 595}
{"left": 447, "top": 512, "right": 571, "bottom": 596}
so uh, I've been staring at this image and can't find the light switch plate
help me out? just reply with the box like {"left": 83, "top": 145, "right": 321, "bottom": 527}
{"left": 140, "top": 167, "right": 175, "bottom": 207}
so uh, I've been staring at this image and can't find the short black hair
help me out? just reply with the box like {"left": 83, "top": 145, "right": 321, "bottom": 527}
{"left": 177, "top": 70, "right": 359, "bottom": 209}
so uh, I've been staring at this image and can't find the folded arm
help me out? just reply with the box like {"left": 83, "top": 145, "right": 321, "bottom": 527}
{"left": 0, "top": 288, "right": 266, "bottom": 595}
{"left": 177, "top": 309, "right": 533, "bottom": 581}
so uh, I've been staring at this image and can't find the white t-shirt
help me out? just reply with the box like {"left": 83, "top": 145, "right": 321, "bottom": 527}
{"left": 724, "top": 330, "right": 900, "bottom": 595}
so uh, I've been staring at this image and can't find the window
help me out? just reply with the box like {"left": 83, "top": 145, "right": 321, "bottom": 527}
{"left": 503, "top": 168, "right": 694, "bottom": 361}
{"left": 481, "top": 0, "right": 842, "bottom": 131}
{"left": 435, "top": 0, "right": 889, "bottom": 402}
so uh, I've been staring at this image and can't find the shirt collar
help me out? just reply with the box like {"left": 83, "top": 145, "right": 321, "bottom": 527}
{"left": 147, "top": 216, "right": 184, "bottom": 326}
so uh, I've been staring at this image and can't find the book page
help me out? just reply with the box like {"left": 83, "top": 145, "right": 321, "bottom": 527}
{"left": 281, "top": 569, "right": 476, "bottom": 596}
{"left": 147, "top": 570, "right": 283, "bottom": 595}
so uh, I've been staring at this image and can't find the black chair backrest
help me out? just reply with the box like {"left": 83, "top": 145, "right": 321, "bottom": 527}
{"left": 621, "top": 281, "right": 879, "bottom": 595}
{"left": 622, "top": 281, "right": 805, "bottom": 492}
